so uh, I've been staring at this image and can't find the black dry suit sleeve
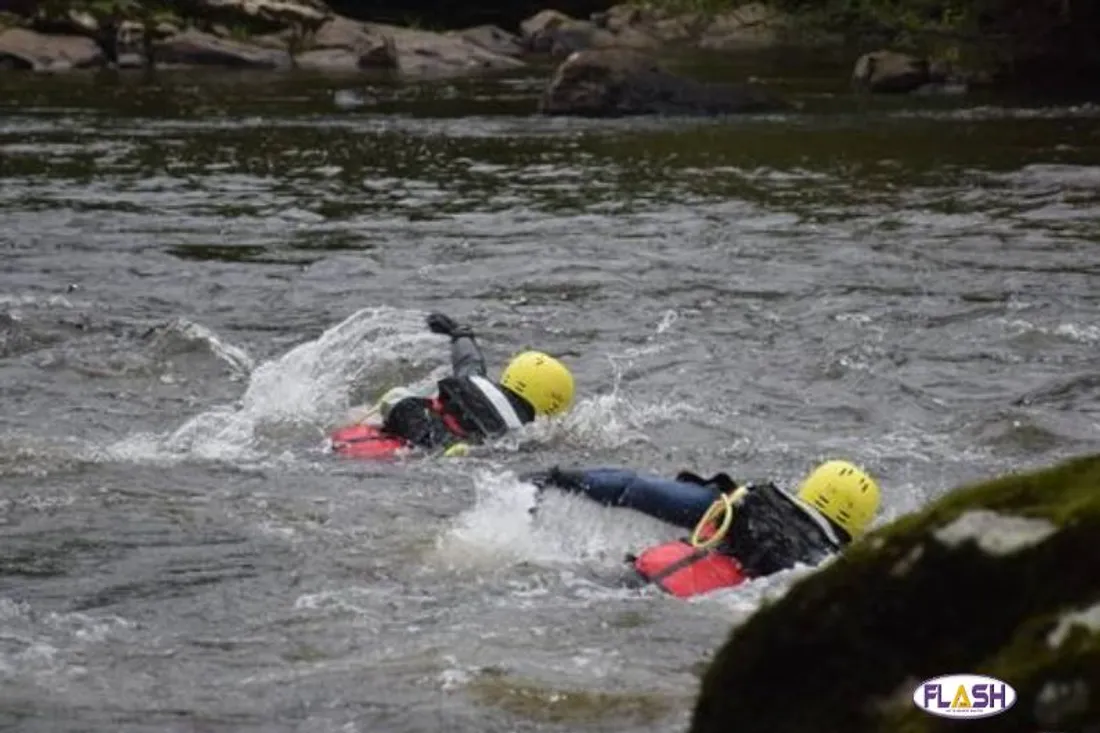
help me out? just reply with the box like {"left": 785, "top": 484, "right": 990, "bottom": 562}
{"left": 426, "top": 312, "right": 486, "bottom": 379}
{"left": 675, "top": 471, "right": 739, "bottom": 494}
{"left": 450, "top": 333, "right": 487, "bottom": 379}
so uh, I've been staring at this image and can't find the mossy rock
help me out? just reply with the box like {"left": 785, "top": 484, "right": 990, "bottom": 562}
{"left": 689, "top": 454, "right": 1100, "bottom": 733}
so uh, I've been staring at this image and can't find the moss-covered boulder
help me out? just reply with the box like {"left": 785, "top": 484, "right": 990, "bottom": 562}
{"left": 689, "top": 454, "right": 1100, "bottom": 733}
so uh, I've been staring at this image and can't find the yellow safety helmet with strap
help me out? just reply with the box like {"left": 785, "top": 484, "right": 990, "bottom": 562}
{"left": 499, "top": 351, "right": 575, "bottom": 417}
{"left": 796, "top": 460, "right": 881, "bottom": 539}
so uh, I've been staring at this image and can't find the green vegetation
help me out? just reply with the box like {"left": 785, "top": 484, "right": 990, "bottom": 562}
{"left": 324, "top": 1, "right": 613, "bottom": 31}
{"left": 5, "top": 0, "right": 319, "bottom": 38}
{"left": 645, "top": 0, "right": 1100, "bottom": 84}
{"left": 32, "top": 0, "right": 180, "bottom": 27}
{"left": 689, "top": 453, "right": 1100, "bottom": 733}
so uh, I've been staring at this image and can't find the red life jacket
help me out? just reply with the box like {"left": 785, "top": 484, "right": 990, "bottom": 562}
{"left": 329, "top": 424, "right": 411, "bottom": 460}
{"left": 632, "top": 539, "right": 749, "bottom": 599}
{"left": 330, "top": 398, "right": 468, "bottom": 460}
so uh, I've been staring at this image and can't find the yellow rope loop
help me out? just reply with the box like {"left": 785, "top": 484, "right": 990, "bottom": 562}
{"left": 690, "top": 492, "right": 735, "bottom": 550}
{"left": 689, "top": 487, "right": 747, "bottom": 550}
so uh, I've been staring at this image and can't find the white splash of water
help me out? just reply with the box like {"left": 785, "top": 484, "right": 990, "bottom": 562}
{"left": 1001, "top": 317, "right": 1100, "bottom": 345}
{"left": 692, "top": 561, "right": 820, "bottom": 618}
{"left": 144, "top": 317, "right": 255, "bottom": 377}
{"left": 100, "top": 303, "right": 700, "bottom": 466}
{"left": 430, "top": 470, "right": 681, "bottom": 573}
{"left": 429, "top": 469, "right": 831, "bottom": 621}
{"left": 0, "top": 293, "right": 77, "bottom": 310}
{"left": 103, "top": 306, "right": 446, "bottom": 464}
{"left": 504, "top": 336, "right": 702, "bottom": 453}
{"left": 503, "top": 391, "right": 696, "bottom": 454}
{"left": 0, "top": 598, "right": 133, "bottom": 686}
{"left": 987, "top": 161, "right": 1100, "bottom": 189}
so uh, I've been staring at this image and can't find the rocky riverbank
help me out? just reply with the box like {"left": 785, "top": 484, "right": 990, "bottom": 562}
{"left": 0, "top": 1, "right": 982, "bottom": 97}
{"left": 690, "top": 453, "right": 1100, "bottom": 733}
{"left": 0, "top": 0, "right": 525, "bottom": 77}
{"left": 0, "top": 1, "right": 811, "bottom": 76}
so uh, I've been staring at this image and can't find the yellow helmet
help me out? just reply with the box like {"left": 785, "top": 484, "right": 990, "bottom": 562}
{"left": 796, "top": 460, "right": 881, "bottom": 539}
{"left": 499, "top": 351, "right": 575, "bottom": 417}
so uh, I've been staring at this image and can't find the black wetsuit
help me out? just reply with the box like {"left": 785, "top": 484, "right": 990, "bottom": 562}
{"left": 717, "top": 481, "right": 847, "bottom": 577}
{"left": 383, "top": 333, "right": 535, "bottom": 450}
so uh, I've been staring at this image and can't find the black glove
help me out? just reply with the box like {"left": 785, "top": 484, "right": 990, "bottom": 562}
{"left": 426, "top": 312, "right": 473, "bottom": 340}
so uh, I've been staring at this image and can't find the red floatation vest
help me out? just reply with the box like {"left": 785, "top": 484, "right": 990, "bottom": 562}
{"left": 330, "top": 398, "right": 467, "bottom": 460}
{"left": 632, "top": 539, "right": 748, "bottom": 599}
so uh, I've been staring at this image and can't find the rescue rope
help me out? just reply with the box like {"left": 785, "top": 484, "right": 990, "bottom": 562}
{"left": 690, "top": 493, "right": 734, "bottom": 550}
{"left": 689, "top": 487, "right": 746, "bottom": 550}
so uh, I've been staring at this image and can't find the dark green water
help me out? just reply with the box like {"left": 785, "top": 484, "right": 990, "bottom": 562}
{"left": 1, "top": 64, "right": 1099, "bottom": 732}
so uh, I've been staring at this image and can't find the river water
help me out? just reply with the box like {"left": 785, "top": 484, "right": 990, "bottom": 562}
{"left": 1, "top": 60, "right": 1099, "bottom": 732}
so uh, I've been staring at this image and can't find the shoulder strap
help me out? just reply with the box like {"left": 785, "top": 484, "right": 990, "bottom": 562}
{"left": 644, "top": 545, "right": 712, "bottom": 585}
{"left": 468, "top": 375, "right": 524, "bottom": 431}
{"left": 774, "top": 489, "right": 845, "bottom": 547}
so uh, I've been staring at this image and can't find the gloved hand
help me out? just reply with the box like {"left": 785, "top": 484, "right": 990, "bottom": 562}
{"left": 443, "top": 442, "right": 470, "bottom": 458}
{"left": 426, "top": 312, "right": 473, "bottom": 340}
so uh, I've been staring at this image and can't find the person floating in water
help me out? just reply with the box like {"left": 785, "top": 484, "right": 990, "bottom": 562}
{"left": 524, "top": 460, "right": 881, "bottom": 597}
{"left": 330, "top": 312, "right": 576, "bottom": 459}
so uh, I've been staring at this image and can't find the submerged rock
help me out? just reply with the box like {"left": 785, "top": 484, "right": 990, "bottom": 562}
{"left": 852, "top": 49, "right": 932, "bottom": 93}
{"left": 540, "top": 48, "right": 791, "bottom": 117}
{"left": 468, "top": 669, "right": 685, "bottom": 725}
{"left": 851, "top": 48, "right": 987, "bottom": 95}
{"left": 689, "top": 454, "right": 1100, "bottom": 733}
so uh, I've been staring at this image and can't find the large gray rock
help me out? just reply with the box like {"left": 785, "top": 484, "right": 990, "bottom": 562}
{"left": 540, "top": 48, "right": 791, "bottom": 117}
{"left": 520, "top": 8, "right": 575, "bottom": 52}
{"left": 309, "top": 15, "right": 375, "bottom": 51}
{"left": 294, "top": 45, "right": 395, "bottom": 71}
{"left": 0, "top": 28, "right": 103, "bottom": 71}
{"left": 697, "top": 2, "right": 789, "bottom": 50}
{"left": 307, "top": 16, "right": 522, "bottom": 78}
{"left": 365, "top": 21, "right": 523, "bottom": 78}
{"left": 689, "top": 454, "right": 1100, "bottom": 733}
{"left": 293, "top": 15, "right": 397, "bottom": 70}
{"left": 589, "top": 3, "right": 702, "bottom": 43}
{"left": 153, "top": 28, "right": 293, "bottom": 68}
{"left": 520, "top": 8, "right": 659, "bottom": 58}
